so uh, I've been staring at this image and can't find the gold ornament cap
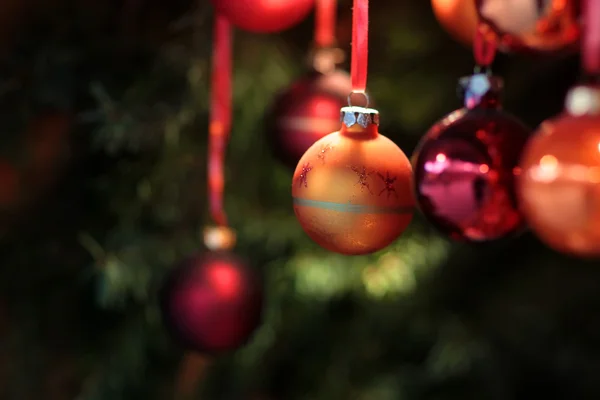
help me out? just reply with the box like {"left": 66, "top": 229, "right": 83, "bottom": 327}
{"left": 340, "top": 106, "right": 380, "bottom": 129}
{"left": 203, "top": 226, "right": 236, "bottom": 251}
{"left": 565, "top": 85, "right": 600, "bottom": 116}
{"left": 308, "top": 46, "right": 345, "bottom": 74}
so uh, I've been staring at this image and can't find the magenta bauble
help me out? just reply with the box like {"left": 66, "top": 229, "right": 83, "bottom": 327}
{"left": 412, "top": 74, "right": 530, "bottom": 242}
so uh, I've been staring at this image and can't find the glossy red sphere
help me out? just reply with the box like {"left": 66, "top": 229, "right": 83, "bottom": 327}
{"left": 160, "top": 252, "right": 263, "bottom": 354}
{"left": 210, "top": 0, "right": 314, "bottom": 33}
{"left": 268, "top": 70, "right": 352, "bottom": 168}
{"left": 412, "top": 108, "right": 531, "bottom": 242}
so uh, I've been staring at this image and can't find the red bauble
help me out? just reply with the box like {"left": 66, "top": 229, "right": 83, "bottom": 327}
{"left": 476, "top": 0, "right": 580, "bottom": 53}
{"left": 210, "top": 0, "right": 314, "bottom": 33}
{"left": 412, "top": 74, "right": 530, "bottom": 242}
{"left": 268, "top": 70, "right": 352, "bottom": 168}
{"left": 160, "top": 252, "right": 263, "bottom": 354}
{"left": 518, "top": 85, "right": 600, "bottom": 257}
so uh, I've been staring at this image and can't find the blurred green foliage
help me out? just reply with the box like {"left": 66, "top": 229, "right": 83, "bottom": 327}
{"left": 0, "top": 1, "right": 597, "bottom": 400}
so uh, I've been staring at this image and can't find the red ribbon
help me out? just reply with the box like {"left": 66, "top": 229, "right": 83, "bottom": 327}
{"left": 473, "top": 21, "right": 497, "bottom": 68}
{"left": 351, "top": 0, "right": 368, "bottom": 92}
{"left": 583, "top": 0, "right": 600, "bottom": 75}
{"left": 208, "top": 14, "right": 232, "bottom": 227}
{"left": 315, "top": 0, "right": 337, "bottom": 48}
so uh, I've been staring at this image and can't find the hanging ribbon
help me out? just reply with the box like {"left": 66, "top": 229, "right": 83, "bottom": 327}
{"left": 315, "top": 0, "right": 337, "bottom": 48}
{"left": 583, "top": 0, "right": 600, "bottom": 75}
{"left": 473, "top": 21, "right": 497, "bottom": 69}
{"left": 350, "top": 0, "right": 369, "bottom": 93}
{"left": 208, "top": 14, "right": 232, "bottom": 227}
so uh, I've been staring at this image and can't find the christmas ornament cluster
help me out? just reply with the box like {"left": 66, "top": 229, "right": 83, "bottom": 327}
{"left": 417, "top": 0, "right": 599, "bottom": 259}
{"left": 159, "top": 0, "right": 600, "bottom": 359}
{"left": 287, "top": 0, "right": 599, "bottom": 260}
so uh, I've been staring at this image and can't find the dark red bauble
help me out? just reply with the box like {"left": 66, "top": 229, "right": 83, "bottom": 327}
{"left": 268, "top": 70, "right": 352, "bottom": 168}
{"left": 210, "top": 0, "right": 314, "bottom": 33}
{"left": 412, "top": 74, "right": 531, "bottom": 242}
{"left": 160, "top": 252, "right": 263, "bottom": 354}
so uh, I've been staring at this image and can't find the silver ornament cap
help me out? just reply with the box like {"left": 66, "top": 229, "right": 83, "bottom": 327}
{"left": 458, "top": 73, "right": 504, "bottom": 109}
{"left": 340, "top": 106, "right": 380, "bottom": 129}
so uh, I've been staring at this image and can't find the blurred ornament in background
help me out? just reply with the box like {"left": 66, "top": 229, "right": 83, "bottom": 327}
{"left": 431, "top": 0, "right": 479, "bottom": 46}
{"left": 209, "top": 0, "right": 314, "bottom": 33}
{"left": 518, "top": 85, "right": 600, "bottom": 257}
{"left": 267, "top": 47, "right": 351, "bottom": 168}
{"left": 412, "top": 74, "right": 530, "bottom": 242}
{"left": 0, "top": 0, "right": 29, "bottom": 55}
{"left": 268, "top": 0, "right": 350, "bottom": 168}
{"left": 0, "top": 160, "right": 20, "bottom": 210}
{"left": 24, "top": 112, "right": 72, "bottom": 189}
{"left": 160, "top": 251, "right": 264, "bottom": 354}
{"left": 476, "top": 0, "right": 580, "bottom": 53}
{"left": 292, "top": 105, "right": 414, "bottom": 255}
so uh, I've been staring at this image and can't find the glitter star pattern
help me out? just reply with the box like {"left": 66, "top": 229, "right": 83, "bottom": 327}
{"left": 317, "top": 144, "right": 333, "bottom": 164}
{"left": 351, "top": 166, "right": 374, "bottom": 193}
{"left": 377, "top": 171, "right": 398, "bottom": 198}
{"left": 297, "top": 163, "right": 313, "bottom": 188}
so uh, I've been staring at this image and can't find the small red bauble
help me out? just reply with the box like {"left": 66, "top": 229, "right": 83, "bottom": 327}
{"left": 292, "top": 106, "right": 414, "bottom": 255}
{"left": 160, "top": 252, "right": 263, "bottom": 354}
{"left": 268, "top": 70, "right": 352, "bottom": 168}
{"left": 518, "top": 85, "right": 600, "bottom": 257}
{"left": 412, "top": 74, "right": 530, "bottom": 242}
{"left": 210, "top": 0, "right": 314, "bottom": 33}
{"left": 476, "top": 0, "right": 580, "bottom": 53}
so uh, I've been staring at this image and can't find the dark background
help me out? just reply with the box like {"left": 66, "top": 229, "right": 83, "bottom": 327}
{"left": 0, "top": 0, "right": 595, "bottom": 399}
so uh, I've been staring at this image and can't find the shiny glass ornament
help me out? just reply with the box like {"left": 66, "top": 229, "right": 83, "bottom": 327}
{"left": 476, "top": 0, "right": 580, "bottom": 53}
{"left": 412, "top": 74, "right": 530, "bottom": 242}
{"left": 160, "top": 252, "right": 263, "bottom": 354}
{"left": 292, "top": 106, "right": 414, "bottom": 255}
{"left": 518, "top": 85, "right": 600, "bottom": 257}
{"left": 210, "top": 0, "right": 314, "bottom": 33}
{"left": 431, "top": 0, "right": 479, "bottom": 46}
{"left": 268, "top": 69, "right": 352, "bottom": 168}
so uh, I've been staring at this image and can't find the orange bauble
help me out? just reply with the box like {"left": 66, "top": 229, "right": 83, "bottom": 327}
{"left": 518, "top": 85, "right": 600, "bottom": 257}
{"left": 431, "top": 0, "right": 479, "bottom": 46}
{"left": 476, "top": 0, "right": 580, "bottom": 53}
{"left": 292, "top": 107, "right": 414, "bottom": 255}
